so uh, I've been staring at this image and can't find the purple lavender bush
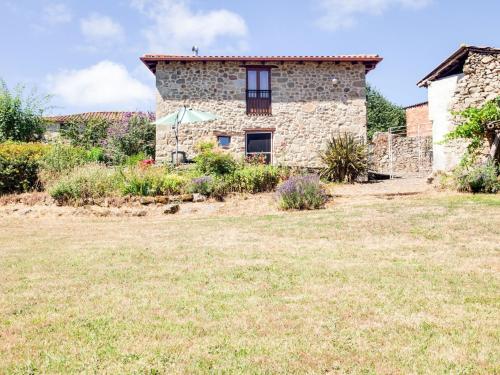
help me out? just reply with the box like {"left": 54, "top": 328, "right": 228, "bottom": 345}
{"left": 276, "top": 175, "right": 327, "bottom": 210}
{"left": 189, "top": 176, "right": 214, "bottom": 196}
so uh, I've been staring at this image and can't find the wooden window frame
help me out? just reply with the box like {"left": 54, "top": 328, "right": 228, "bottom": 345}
{"left": 246, "top": 67, "right": 272, "bottom": 116}
{"left": 217, "top": 135, "right": 231, "bottom": 149}
{"left": 245, "top": 131, "right": 273, "bottom": 164}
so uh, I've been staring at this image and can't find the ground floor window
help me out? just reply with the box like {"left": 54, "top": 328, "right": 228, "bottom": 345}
{"left": 217, "top": 135, "right": 231, "bottom": 148}
{"left": 245, "top": 132, "right": 272, "bottom": 164}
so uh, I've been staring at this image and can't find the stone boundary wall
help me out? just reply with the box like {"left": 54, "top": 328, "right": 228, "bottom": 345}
{"left": 369, "top": 132, "right": 433, "bottom": 174}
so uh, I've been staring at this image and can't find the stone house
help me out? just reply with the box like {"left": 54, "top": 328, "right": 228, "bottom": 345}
{"left": 405, "top": 102, "right": 432, "bottom": 137}
{"left": 417, "top": 45, "right": 500, "bottom": 171}
{"left": 141, "top": 54, "right": 382, "bottom": 167}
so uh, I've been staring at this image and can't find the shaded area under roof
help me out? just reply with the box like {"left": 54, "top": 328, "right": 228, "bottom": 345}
{"left": 140, "top": 55, "right": 383, "bottom": 75}
{"left": 417, "top": 45, "right": 500, "bottom": 88}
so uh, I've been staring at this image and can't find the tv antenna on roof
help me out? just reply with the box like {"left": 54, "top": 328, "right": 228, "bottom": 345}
{"left": 192, "top": 46, "right": 199, "bottom": 56}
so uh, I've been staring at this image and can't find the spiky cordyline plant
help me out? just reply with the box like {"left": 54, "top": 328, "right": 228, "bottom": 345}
{"left": 319, "top": 133, "right": 368, "bottom": 183}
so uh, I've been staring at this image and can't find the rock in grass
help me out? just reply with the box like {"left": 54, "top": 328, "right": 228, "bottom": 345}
{"left": 192, "top": 193, "right": 206, "bottom": 203}
{"left": 164, "top": 204, "right": 180, "bottom": 214}
{"left": 140, "top": 197, "right": 156, "bottom": 205}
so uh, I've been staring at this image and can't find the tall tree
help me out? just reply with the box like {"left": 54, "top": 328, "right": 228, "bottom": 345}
{"left": 0, "top": 80, "right": 49, "bottom": 142}
{"left": 366, "top": 85, "right": 406, "bottom": 139}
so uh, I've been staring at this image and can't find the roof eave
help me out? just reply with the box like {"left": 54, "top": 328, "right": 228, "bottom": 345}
{"left": 140, "top": 55, "right": 383, "bottom": 75}
{"left": 417, "top": 45, "right": 500, "bottom": 87}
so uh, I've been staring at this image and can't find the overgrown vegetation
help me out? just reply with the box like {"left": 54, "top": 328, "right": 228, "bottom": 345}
{"left": 276, "top": 175, "right": 327, "bottom": 210}
{"left": 0, "top": 142, "right": 50, "bottom": 194}
{"left": 48, "top": 164, "right": 119, "bottom": 203}
{"left": 442, "top": 97, "right": 500, "bottom": 193}
{"left": 0, "top": 80, "right": 49, "bottom": 142}
{"left": 193, "top": 141, "right": 238, "bottom": 176}
{"left": 61, "top": 112, "right": 156, "bottom": 163}
{"left": 445, "top": 97, "right": 500, "bottom": 163}
{"left": 452, "top": 161, "right": 500, "bottom": 193}
{"left": 366, "top": 85, "right": 406, "bottom": 139}
{"left": 320, "top": 133, "right": 368, "bottom": 183}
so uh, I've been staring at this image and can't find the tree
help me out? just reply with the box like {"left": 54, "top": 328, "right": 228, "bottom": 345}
{"left": 61, "top": 117, "right": 110, "bottom": 149}
{"left": 366, "top": 85, "right": 406, "bottom": 139}
{"left": 0, "top": 80, "right": 50, "bottom": 142}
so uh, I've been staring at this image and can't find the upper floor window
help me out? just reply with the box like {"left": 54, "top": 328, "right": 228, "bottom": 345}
{"left": 246, "top": 67, "right": 271, "bottom": 116}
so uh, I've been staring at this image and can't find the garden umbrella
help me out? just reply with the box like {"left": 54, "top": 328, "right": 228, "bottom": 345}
{"left": 154, "top": 106, "right": 218, "bottom": 164}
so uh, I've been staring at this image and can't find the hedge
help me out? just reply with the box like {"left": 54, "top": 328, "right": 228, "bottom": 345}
{"left": 0, "top": 142, "right": 50, "bottom": 194}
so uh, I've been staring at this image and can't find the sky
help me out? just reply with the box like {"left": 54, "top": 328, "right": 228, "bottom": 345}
{"left": 1, "top": 0, "right": 499, "bottom": 115}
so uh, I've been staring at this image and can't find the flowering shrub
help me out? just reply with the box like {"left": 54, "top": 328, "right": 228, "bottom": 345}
{"left": 189, "top": 176, "right": 213, "bottom": 196}
{"left": 105, "top": 112, "right": 156, "bottom": 163}
{"left": 276, "top": 175, "right": 327, "bottom": 210}
{"left": 452, "top": 161, "right": 500, "bottom": 193}
{"left": 60, "top": 112, "right": 155, "bottom": 164}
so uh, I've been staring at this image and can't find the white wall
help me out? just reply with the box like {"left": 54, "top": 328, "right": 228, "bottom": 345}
{"left": 428, "top": 74, "right": 463, "bottom": 171}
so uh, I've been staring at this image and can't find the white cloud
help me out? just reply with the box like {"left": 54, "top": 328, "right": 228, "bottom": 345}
{"left": 131, "top": 0, "right": 248, "bottom": 54}
{"left": 46, "top": 61, "right": 154, "bottom": 109}
{"left": 80, "top": 14, "right": 125, "bottom": 43}
{"left": 42, "top": 3, "right": 72, "bottom": 25}
{"left": 317, "top": 0, "right": 431, "bottom": 30}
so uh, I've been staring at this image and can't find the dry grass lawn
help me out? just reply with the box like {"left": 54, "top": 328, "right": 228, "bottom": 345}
{"left": 0, "top": 193, "right": 499, "bottom": 374}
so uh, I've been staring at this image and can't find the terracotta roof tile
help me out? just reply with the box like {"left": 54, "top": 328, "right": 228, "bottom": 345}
{"left": 44, "top": 111, "right": 154, "bottom": 124}
{"left": 140, "top": 54, "right": 383, "bottom": 74}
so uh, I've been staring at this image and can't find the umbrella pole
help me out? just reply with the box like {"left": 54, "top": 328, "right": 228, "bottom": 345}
{"left": 175, "top": 120, "right": 179, "bottom": 166}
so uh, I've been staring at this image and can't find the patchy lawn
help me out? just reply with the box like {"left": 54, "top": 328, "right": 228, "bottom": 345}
{"left": 0, "top": 193, "right": 499, "bottom": 374}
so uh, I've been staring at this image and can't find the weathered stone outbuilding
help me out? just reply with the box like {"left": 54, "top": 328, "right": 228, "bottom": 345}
{"left": 418, "top": 45, "right": 500, "bottom": 171}
{"left": 141, "top": 55, "right": 382, "bottom": 167}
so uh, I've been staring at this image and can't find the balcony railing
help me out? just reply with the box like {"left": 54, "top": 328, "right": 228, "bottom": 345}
{"left": 246, "top": 90, "right": 272, "bottom": 115}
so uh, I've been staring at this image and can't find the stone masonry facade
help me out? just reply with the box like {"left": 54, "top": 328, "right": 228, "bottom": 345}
{"left": 450, "top": 52, "right": 500, "bottom": 112}
{"left": 369, "top": 132, "right": 433, "bottom": 175}
{"left": 448, "top": 51, "right": 500, "bottom": 163}
{"left": 154, "top": 61, "right": 368, "bottom": 168}
{"left": 405, "top": 102, "right": 432, "bottom": 137}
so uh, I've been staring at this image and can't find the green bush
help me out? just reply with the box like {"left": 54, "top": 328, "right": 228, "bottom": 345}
{"left": 0, "top": 81, "right": 49, "bottom": 142}
{"left": 61, "top": 117, "right": 110, "bottom": 149}
{"left": 276, "top": 175, "right": 327, "bottom": 210}
{"left": 226, "top": 165, "right": 281, "bottom": 193}
{"left": 48, "top": 164, "right": 118, "bottom": 203}
{"left": 106, "top": 113, "right": 155, "bottom": 162}
{"left": 40, "top": 143, "right": 94, "bottom": 174}
{"left": 0, "top": 142, "right": 50, "bottom": 194}
{"left": 453, "top": 161, "right": 500, "bottom": 193}
{"left": 122, "top": 152, "right": 148, "bottom": 167}
{"left": 320, "top": 133, "right": 368, "bottom": 183}
{"left": 189, "top": 176, "right": 214, "bottom": 196}
{"left": 194, "top": 142, "right": 237, "bottom": 176}
{"left": 119, "top": 166, "right": 187, "bottom": 196}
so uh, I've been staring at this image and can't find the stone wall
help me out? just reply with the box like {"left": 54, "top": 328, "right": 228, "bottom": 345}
{"left": 155, "top": 61, "right": 367, "bottom": 167}
{"left": 369, "top": 132, "right": 433, "bottom": 175}
{"left": 451, "top": 51, "right": 500, "bottom": 112}
{"left": 447, "top": 51, "right": 500, "bottom": 165}
{"left": 406, "top": 103, "right": 432, "bottom": 137}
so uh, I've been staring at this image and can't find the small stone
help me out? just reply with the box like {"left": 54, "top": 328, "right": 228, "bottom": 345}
{"left": 426, "top": 174, "right": 435, "bottom": 184}
{"left": 132, "top": 210, "right": 147, "bottom": 217}
{"left": 164, "top": 204, "right": 180, "bottom": 214}
{"left": 140, "top": 197, "right": 156, "bottom": 205}
{"left": 155, "top": 196, "right": 169, "bottom": 204}
{"left": 192, "top": 193, "right": 206, "bottom": 203}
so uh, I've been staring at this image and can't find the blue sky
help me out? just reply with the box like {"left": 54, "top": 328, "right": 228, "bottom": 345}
{"left": 1, "top": 0, "right": 499, "bottom": 115}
